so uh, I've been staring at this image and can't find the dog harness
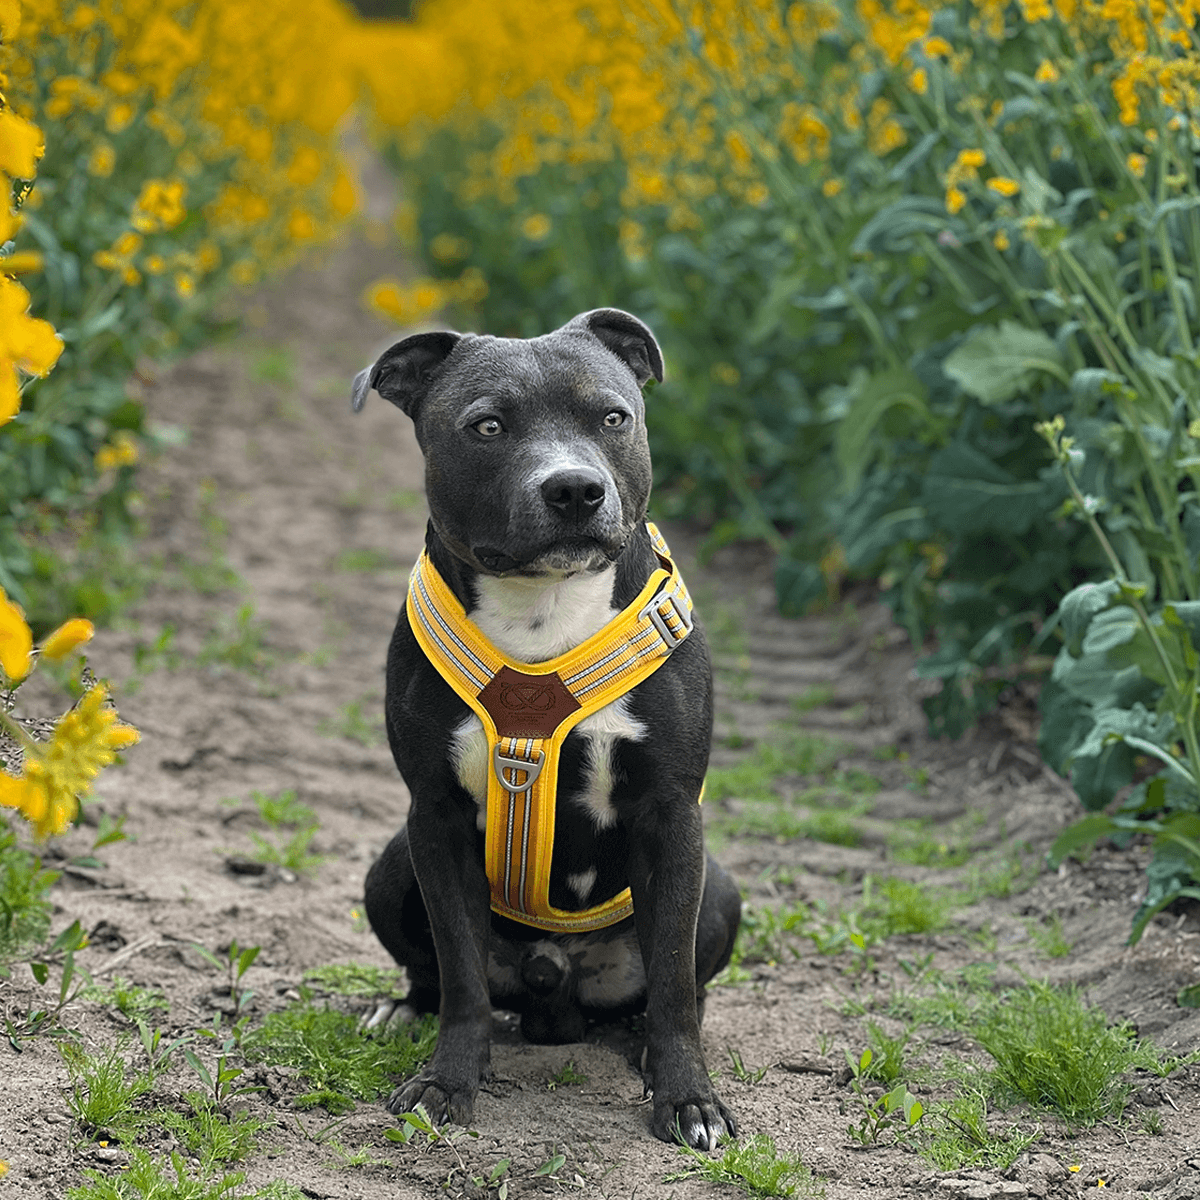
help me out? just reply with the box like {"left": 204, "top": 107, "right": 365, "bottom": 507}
{"left": 406, "top": 523, "right": 696, "bottom": 933}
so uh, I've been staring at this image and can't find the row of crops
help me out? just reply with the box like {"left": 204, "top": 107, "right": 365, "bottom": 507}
{"left": 3, "top": 0, "right": 1200, "bottom": 935}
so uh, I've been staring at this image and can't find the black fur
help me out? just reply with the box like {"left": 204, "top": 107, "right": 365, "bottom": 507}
{"left": 357, "top": 310, "right": 741, "bottom": 1149}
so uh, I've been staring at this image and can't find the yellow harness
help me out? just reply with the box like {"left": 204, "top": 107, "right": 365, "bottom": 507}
{"left": 406, "top": 523, "right": 695, "bottom": 933}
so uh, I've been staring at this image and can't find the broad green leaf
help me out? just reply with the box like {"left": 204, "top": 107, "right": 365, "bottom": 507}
{"left": 942, "top": 320, "right": 1068, "bottom": 404}
{"left": 1048, "top": 814, "right": 1122, "bottom": 867}
{"left": 834, "top": 367, "right": 931, "bottom": 490}
{"left": 921, "top": 442, "right": 1048, "bottom": 535}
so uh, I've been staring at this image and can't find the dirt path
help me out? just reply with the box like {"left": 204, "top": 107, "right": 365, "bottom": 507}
{"left": 5, "top": 221, "right": 1200, "bottom": 1200}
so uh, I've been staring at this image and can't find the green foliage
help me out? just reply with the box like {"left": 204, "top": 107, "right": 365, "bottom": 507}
{"left": 67, "top": 1148, "right": 292, "bottom": 1200}
{"left": 82, "top": 975, "right": 170, "bottom": 1023}
{"left": 159, "top": 1094, "right": 271, "bottom": 1169}
{"left": 919, "top": 1091, "right": 1038, "bottom": 1172}
{"left": 969, "top": 980, "right": 1160, "bottom": 1126}
{"left": 665, "top": 1133, "right": 821, "bottom": 1198}
{"left": 0, "top": 815, "right": 58, "bottom": 962}
{"left": 60, "top": 1039, "right": 155, "bottom": 1138}
{"left": 859, "top": 876, "right": 956, "bottom": 938}
{"left": 547, "top": 1060, "right": 588, "bottom": 1089}
{"left": 231, "top": 792, "right": 323, "bottom": 877}
{"left": 242, "top": 1004, "right": 437, "bottom": 1114}
{"left": 300, "top": 962, "right": 403, "bottom": 999}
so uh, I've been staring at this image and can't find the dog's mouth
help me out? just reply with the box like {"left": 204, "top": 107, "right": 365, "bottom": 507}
{"left": 473, "top": 536, "right": 618, "bottom": 577}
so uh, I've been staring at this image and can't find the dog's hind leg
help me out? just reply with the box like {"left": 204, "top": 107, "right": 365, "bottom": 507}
{"left": 693, "top": 853, "right": 742, "bottom": 1026}
{"left": 363, "top": 825, "right": 441, "bottom": 1025}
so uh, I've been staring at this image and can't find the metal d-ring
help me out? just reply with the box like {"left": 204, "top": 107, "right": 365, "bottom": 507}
{"left": 493, "top": 744, "right": 544, "bottom": 792}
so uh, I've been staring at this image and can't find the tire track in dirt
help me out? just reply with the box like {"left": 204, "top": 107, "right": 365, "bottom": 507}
{"left": 5, "top": 222, "right": 1200, "bottom": 1198}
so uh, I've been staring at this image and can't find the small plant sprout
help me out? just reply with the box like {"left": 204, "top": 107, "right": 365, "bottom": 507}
{"left": 666, "top": 1132, "right": 820, "bottom": 1197}
{"left": 843, "top": 1047, "right": 924, "bottom": 1146}
{"left": 183, "top": 1018, "right": 264, "bottom": 1109}
{"left": 727, "top": 1046, "right": 771, "bottom": 1085}
{"left": 547, "top": 1059, "right": 588, "bottom": 1089}
{"left": 192, "top": 938, "right": 260, "bottom": 1019}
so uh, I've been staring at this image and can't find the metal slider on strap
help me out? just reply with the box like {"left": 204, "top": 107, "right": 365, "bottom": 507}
{"left": 492, "top": 744, "right": 544, "bottom": 792}
{"left": 639, "top": 588, "right": 693, "bottom": 651}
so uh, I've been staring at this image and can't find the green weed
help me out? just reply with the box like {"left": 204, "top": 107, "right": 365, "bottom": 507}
{"left": 726, "top": 1046, "right": 770, "bottom": 1085}
{"left": 243, "top": 1004, "right": 437, "bottom": 1114}
{"left": 790, "top": 684, "right": 835, "bottom": 713}
{"left": 159, "top": 1093, "right": 271, "bottom": 1169}
{"left": 843, "top": 1047, "right": 924, "bottom": 1147}
{"left": 861, "top": 1021, "right": 912, "bottom": 1085}
{"left": 0, "top": 817, "right": 57, "bottom": 962}
{"left": 919, "top": 1091, "right": 1038, "bottom": 1171}
{"left": 333, "top": 548, "right": 394, "bottom": 572}
{"left": 1025, "top": 914, "right": 1073, "bottom": 959}
{"left": 232, "top": 792, "right": 323, "bottom": 876}
{"left": 197, "top": 604, "right": 271, "bottom": 673}
{"left": 249, "top": 790, "right": 315, "bottom": 830}
{"left": 547, "top": 1059, "right": 588, "bottom": 1088}
{"left": 971, "top": 981, "right": 1159, "bottom": 1125}
{"left": 60, "top": 1040, "right": 154, "bottom": 1139}
{"left": 318, "top": 697, "right": 384, "bottom": 746}
{"left": 705, "top": 731, "right": 843, "bottom": 805}
{"left": 82, "top": 976, "right": 169, "bottom": 1023}
{"left": 665, "top": 1133, "right": 821, "bottom": 1198}
{"left": 301, "top": 962, "right": 403, "bottom": 998}
{"left": 67, "top": 1148, "right": 296, "bottom": 1199}
{"left": 860, "top": 876, "right": 956, "bottom": 938}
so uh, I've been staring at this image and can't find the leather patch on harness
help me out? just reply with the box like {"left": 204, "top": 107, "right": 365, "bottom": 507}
{"left": 477, "top": 665, "right": 581, "bottom": 738}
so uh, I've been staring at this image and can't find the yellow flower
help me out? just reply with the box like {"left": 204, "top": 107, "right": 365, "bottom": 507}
{"left": 1020, "top": 0, "right": 1053, "bottom": 20}
{"left": 131, "top": 180, "right": 187, "bottom": 234}
{"left": 39, "top": 619, "right": 94, "bottom": 660}
{"left": 521, "top": 213, "right": 552, "bottom": 240}
{"left": 95, "top": 432, "right": 139, "bottom": 471}
{"left": 122, "top": 265, "right": 142, "bottom": 287}
{"left": 106, "top": 102, "right": 135, "bottom": 134}
{"left": 822, "top": 178, "right": 843, "bottom": 197}
{"left": 0, "top": 1159, "right": 7, "bottom": 1178}
{"left": 946, "top": 186, "right": 966, "bottom": 213}
{"left": 1127, "top": 152, "right": 1147, "bottom": 177}
{"left": 923, "top": 35, "right": 953, "bottom": 55}
{"left": 908, "top": 67, "right": 928, "bottom": 94}
{"left": 1035, "top": 59, "right": 1060, "bottom": 83}
{"left": 144, "top": 255, "right": 167, "bottom": 275}
{"left": 958, "top": 148, "right": 986, "bottom": 169}
{"left": 175, "top": 272, "right": 196, "bottom": 300}
{"left": 113, "top": 232, "right": 142, "bottom": 258}
{"left": 0, "top": 685, "right": 139, "bottom": 840}
{"left": 0, "top": 588, "right": 32, "bottom": 684}
{"left": 987, "top": 176, "right": 1021, "bottom": 196}
{"left": 87, "top": 143, "right": 115, "bottom": 178}
{"left": 1069, "top": 1166, "right": 1082, "bottom": 1173}
{"left": 287, "top": 210, "right": 316, "bottom": 241}
{"left": 993, "top": 230, "right": 1010, "bottom": 250}
{"left": 711, "top": 362, "right": 741, "bottom": 386}
{"left": 0, "top": 109, "right": 44, "bottom": 180}
{"left": 0, "top": 277, "right": 63, "bottom": 425}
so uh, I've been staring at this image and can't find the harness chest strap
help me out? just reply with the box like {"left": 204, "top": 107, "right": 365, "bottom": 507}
{"left": 406, "top": 523, "right": 695, "bottom": 932}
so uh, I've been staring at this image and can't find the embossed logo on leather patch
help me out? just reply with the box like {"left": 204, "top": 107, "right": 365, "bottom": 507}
{"left": 477, "top": 665, "right": 581, "bottom": 738}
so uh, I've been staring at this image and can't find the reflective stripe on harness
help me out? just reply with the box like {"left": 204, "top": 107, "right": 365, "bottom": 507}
{"left": 406, "top": 522, "right": 695, "bottom": 932}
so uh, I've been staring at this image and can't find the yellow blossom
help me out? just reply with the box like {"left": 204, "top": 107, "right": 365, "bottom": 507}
{"left": 105, "top": 102, "right": 135, "bottom": 134}
{"left": 993, "top": 229, "right": 1010, "bottom": 250}
{"left": 0, "top": 109, "right": 44, "bottom": 180}
{"left": 1127, "top": 152, "right": 1147, "bottom": 177}
{"left": 987, "top": 176, "right": 1021, "bottom": 196}
{"left": 0, "top": 685, "right": 139, "bottom": 840}
{"left": 946, "top": 186, "right": 966, "bottom": 213}
{"left": 908, "top": 66, "right": 928, "bottom": 93}
{"left": 0, "top": 277, "right": 63, "bottom": 425}
{"left": 1, "top": 251, "right": 43, "bottom": 275}
{"left": 175, "top": 272, "right": 196, "bottom": 299}
{"left": 87, "top": 142, "right": 115, "bottom": 177}
{"left": 0, "top": 588, "right": 32, "bottom": 684}
{"left": 1035, "top": 59, "right": 1060, "bottom": 82}
{"left": 923, "top": 34, "right": 953, "bottom": 55}
{"left": 521, "top": 213, "right": 552, "bottom": 239}
{"left": 822, "top": 177, "right": 843, "bottom": 197}
{"left": 39, "top": 619, "right": 94, "bottom": 660}
{"left": 95, "top": 432, "right": 139, "bottom": 471}
{"left": 131, "top": 179, "right": 187, "bottom": 234}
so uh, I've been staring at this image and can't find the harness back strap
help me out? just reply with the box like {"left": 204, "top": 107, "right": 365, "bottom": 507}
{"left": 406, "top": 523, "right": 695, "bottom": 932}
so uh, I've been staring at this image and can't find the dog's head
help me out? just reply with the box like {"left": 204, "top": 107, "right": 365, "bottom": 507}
{"left": 351, "top": 308, "right": 663, "bottom": 578}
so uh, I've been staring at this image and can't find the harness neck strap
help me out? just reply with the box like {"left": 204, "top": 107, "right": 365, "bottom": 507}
{"left": 406, "top": 522, "right": 694, "bottom": 931}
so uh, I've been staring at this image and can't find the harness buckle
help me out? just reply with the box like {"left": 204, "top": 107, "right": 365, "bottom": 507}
{"left": 492, "top": 744, "right": 544, "bottom": 792}
{"left": 639, "top": 589, "right": 694, "bottom": 651}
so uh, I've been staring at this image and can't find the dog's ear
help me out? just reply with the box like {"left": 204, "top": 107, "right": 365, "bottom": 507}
{"left": 351, "top": 331, "right": 461, "bottom": 416}
{"left": 564, "top": 308, "right": 664, "bottom": 388}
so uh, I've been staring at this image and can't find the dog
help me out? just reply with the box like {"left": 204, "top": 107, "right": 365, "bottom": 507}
{"left": 353, "top": 308, "right": 741, "bottom": 1150}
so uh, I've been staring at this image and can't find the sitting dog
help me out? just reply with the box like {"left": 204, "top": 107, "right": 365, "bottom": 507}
{"left": 353, "top": 308, "right": 741, "bottom": 1150}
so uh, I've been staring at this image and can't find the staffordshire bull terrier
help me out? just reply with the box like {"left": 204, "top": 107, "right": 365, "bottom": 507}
{"left": 353, "top": 308, "right": 741, "bottom": 1150}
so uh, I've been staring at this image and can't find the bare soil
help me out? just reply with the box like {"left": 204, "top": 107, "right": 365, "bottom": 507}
{"left": 4, "top": 218, "right": 1200, "bottom": 1200}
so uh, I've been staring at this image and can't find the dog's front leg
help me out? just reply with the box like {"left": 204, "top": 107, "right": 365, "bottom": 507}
{"left": 629, "top": 800, "right": 737, "bottom": 1150}
{"left": 386, "top": 792, "right": 492, "bottom": 1126}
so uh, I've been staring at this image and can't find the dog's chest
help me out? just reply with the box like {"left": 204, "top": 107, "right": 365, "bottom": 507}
{"left": 449, "top": 568, "right": 647, "bottom": 906}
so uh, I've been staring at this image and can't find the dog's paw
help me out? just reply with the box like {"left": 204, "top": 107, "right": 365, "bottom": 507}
{"left": 359, "top": 997, "right": 417, "bottom": 1034}
{"left": 386, "top": 1074, "right": 477, "bottom": 1127}
{"left": 652, "top": 1093, "right": 738, "bottom": 1152}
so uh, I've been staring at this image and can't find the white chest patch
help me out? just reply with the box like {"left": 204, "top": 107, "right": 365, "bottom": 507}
{"left": 472, "top": 567, "right": 618, "bottom": 663}
{"left": 449, "top": 696, "right": 647, "bottom": 833}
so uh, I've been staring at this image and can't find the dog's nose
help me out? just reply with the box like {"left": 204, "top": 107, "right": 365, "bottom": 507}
{"left": 540, "top": 468, "right": 606, "bottom": 524}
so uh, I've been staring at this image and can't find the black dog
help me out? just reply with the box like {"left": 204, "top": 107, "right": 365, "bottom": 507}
{"left": 354, "top": 308, "right": 740, "bottom": 1149}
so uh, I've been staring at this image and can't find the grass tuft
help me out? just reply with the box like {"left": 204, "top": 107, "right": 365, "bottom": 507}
{"left": 242, "top": 1003, "right": 437, "bottom": 1114}
{"left": 665, "top": 1133, "right": 822, "bottom": 1198}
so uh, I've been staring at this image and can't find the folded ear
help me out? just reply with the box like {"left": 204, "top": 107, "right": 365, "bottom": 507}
{"left": 563, "top": 308, "right": 664, "bottom": 387}
{"left": 350, "top": 330, "right": 461, "bottom": 417}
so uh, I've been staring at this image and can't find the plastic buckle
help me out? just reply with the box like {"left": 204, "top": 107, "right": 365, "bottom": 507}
{"left": 640, "top": 590, "right": 694, "bottom": 650}
{"left": 493, "top": 744, "right": 544, "bottom": 792}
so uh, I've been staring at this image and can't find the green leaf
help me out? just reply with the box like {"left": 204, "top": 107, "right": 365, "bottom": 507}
{"left": 942, "top": 320, "right": 1068, "bottom": 404}
{"left": 31, "top": 962, "right": 49, "bottom": 985}
{"left": 922, "top": 443, "right": 1048, "bottom": 536}
{"left": 534, "top": 1155, "right": 566, "bottom": 1176}
{"left": 1048, "top": 814, "right": 1121, "bottom": 867}
{"left": 1057, "top": 581, "right": 1122, "bottom": 656}
{"left": 834, "top": 367, "right": 932, "bottom": 490}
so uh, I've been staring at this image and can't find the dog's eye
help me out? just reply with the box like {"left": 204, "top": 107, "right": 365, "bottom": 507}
{"left": 603, "top": 411, "right": 628, "bottom": 428}
{"left": 472, "top": 417, "right": 504, "bottom": 437}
